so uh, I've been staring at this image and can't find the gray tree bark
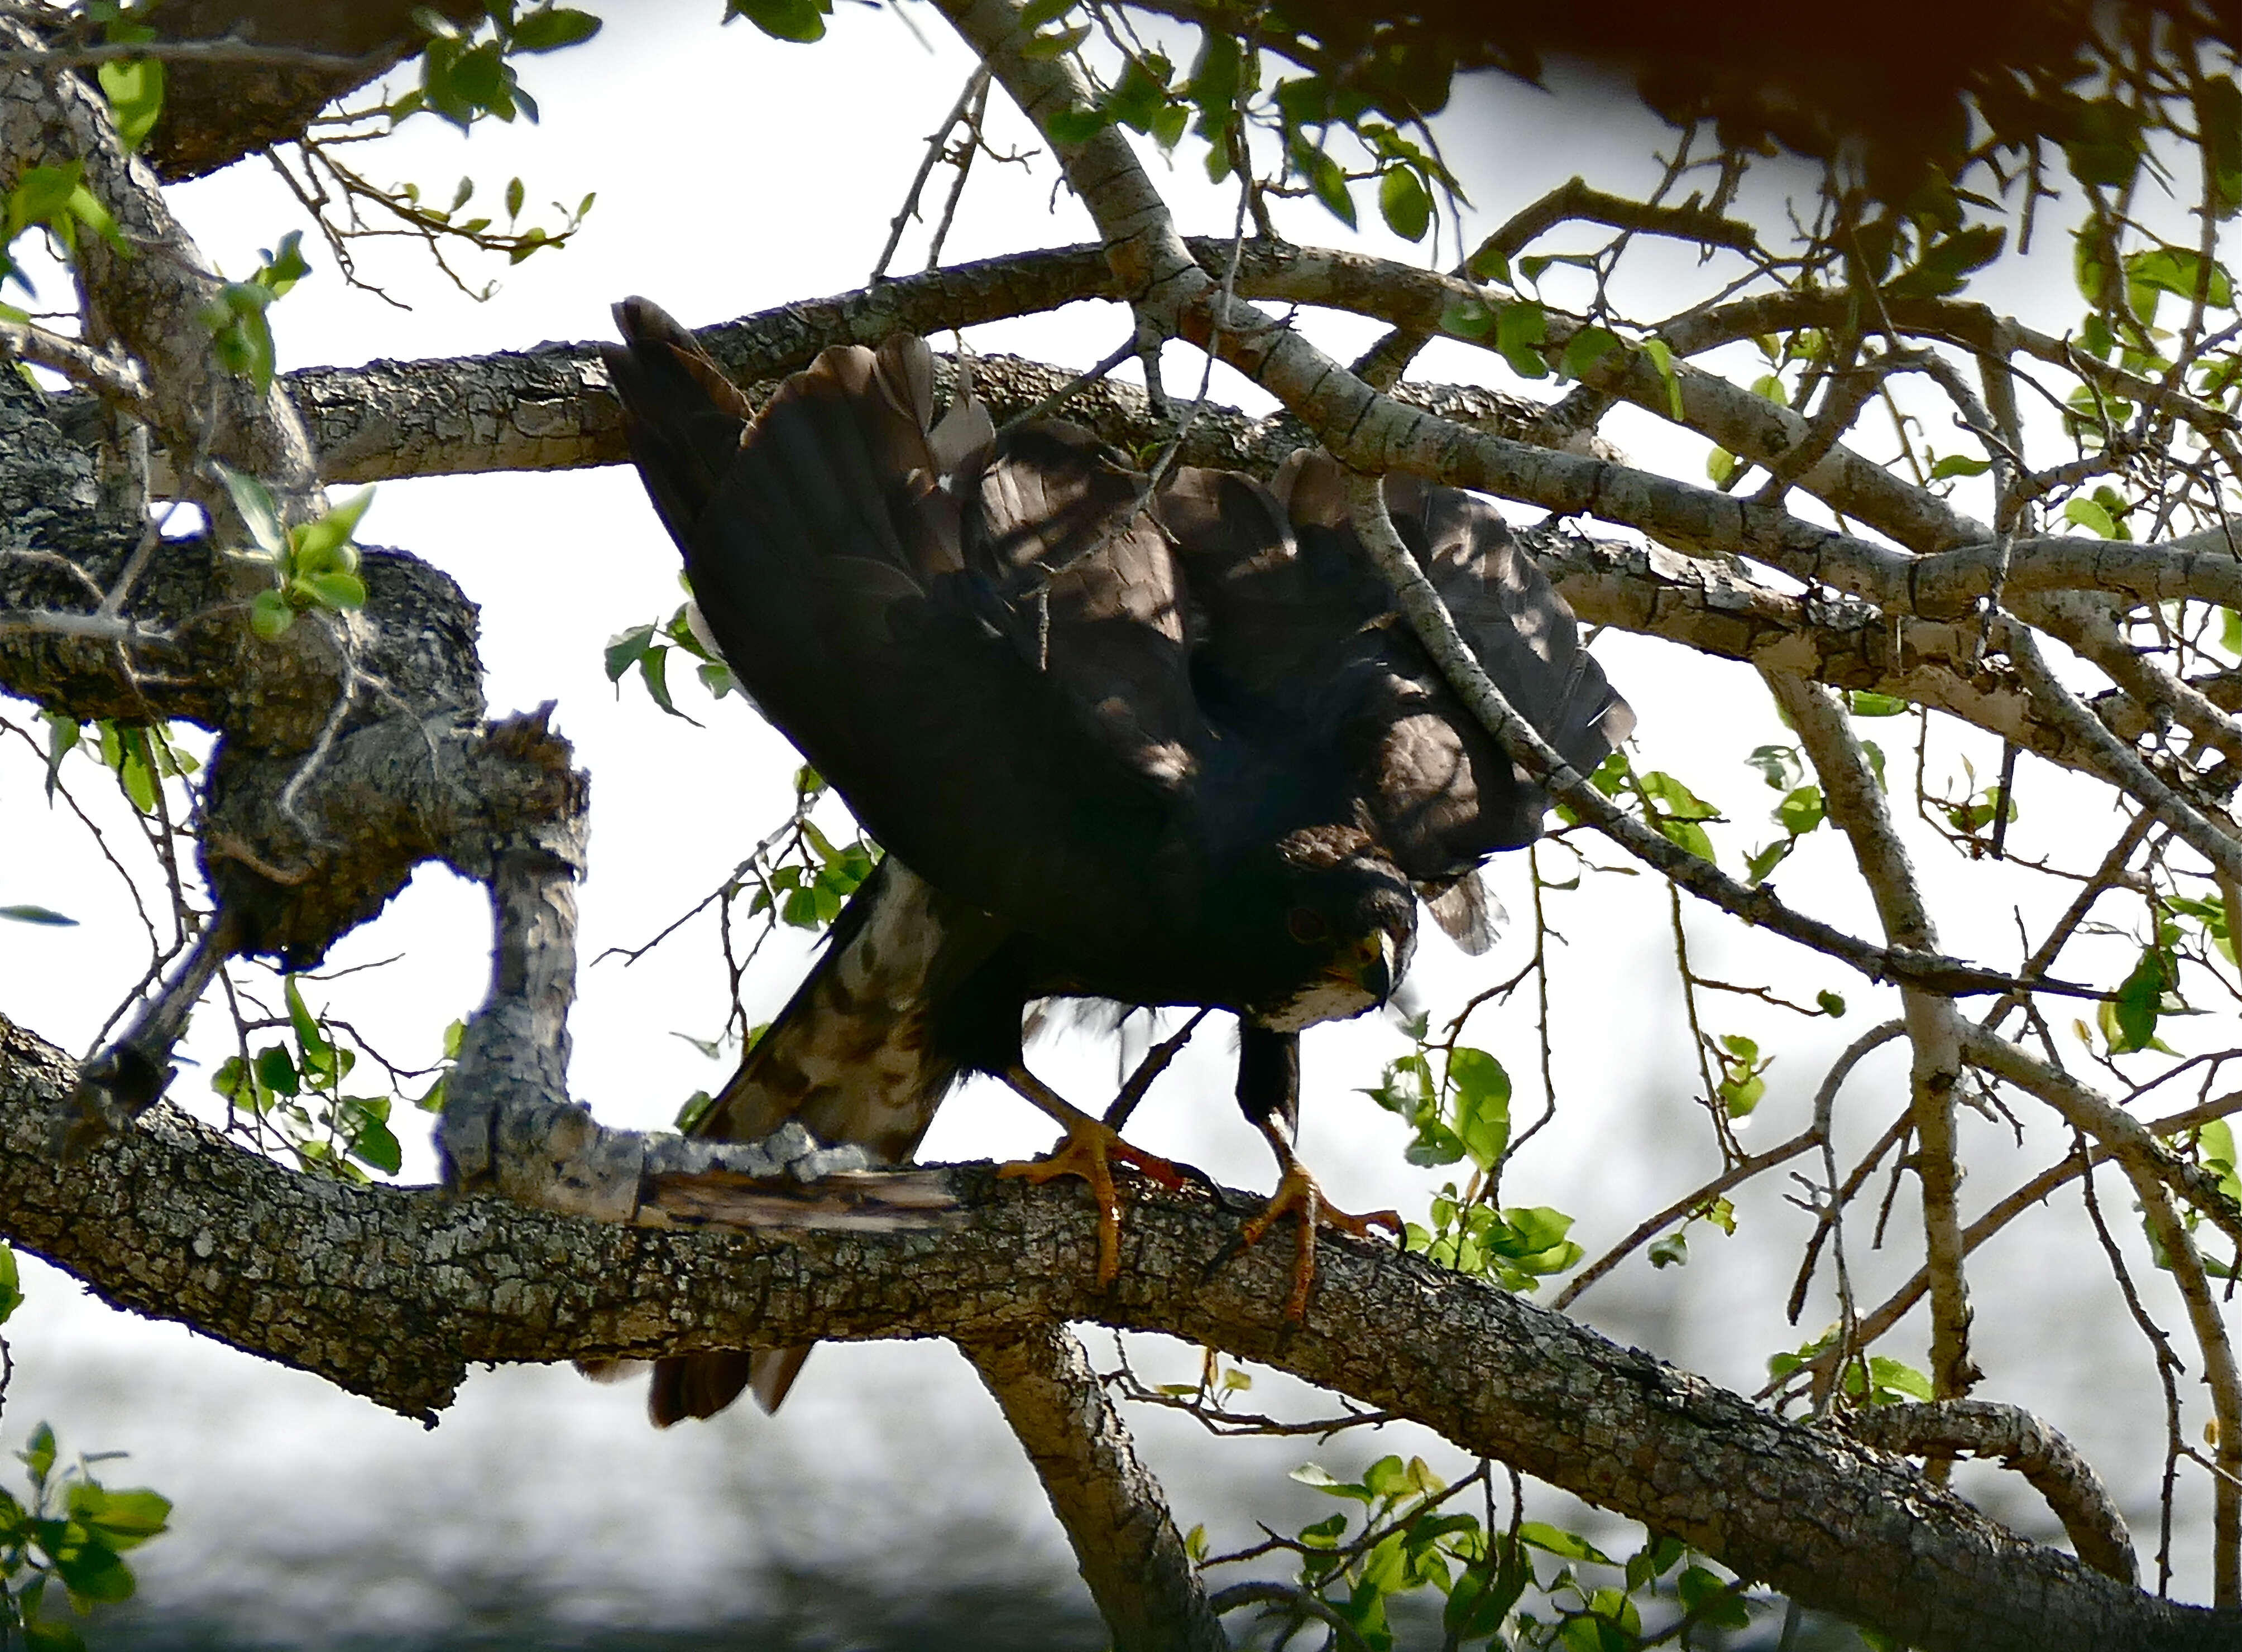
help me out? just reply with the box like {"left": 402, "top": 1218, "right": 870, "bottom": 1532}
{"left": 2, "top": 1010, "right": 2236, "bottom": 1652}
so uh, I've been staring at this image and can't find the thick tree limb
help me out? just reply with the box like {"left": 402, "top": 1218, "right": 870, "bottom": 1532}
{"left": 1, "top": 1010, "right": 2235, "bottom": 1652}
{"left": 960, "top": 1326, "right": 1228, "bottom": 1651}
{"left": 132, "top": 1, "right": 478, "bottom": 181}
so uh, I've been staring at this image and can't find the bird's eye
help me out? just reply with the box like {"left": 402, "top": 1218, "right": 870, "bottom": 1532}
{"left": 1287, "top": 907, "right": 1329, "bottom": 944}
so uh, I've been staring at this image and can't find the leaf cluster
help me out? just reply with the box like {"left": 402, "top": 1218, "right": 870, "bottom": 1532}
{"left": 1272, "top": 1457, "right": 1748, "bottom": 1651}
{"left": 401, "top": 3, "right": 602, "bottom": 130}
{"left": 218, "top": 467, "right": 374, "bottom": 638}
{"left": 0, "top": 1420, "right": 170, "bottom": 1652}
{"left": 208, "top": 978, "right": 418, "bottom": 1179}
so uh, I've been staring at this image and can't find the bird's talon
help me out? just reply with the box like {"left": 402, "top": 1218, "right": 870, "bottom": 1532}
{"left": 1239, "top": 1166, "right": 1400, "bottom": 1320}
{"left": 998, "top": 1120, "right": 1186, "bottom": 1288}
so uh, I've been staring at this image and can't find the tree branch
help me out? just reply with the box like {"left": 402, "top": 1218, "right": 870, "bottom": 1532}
{"left": 1766, "top": 669, "right": 1980, "bottom": 1399}
{"left": 1, "top": 1009, "right": 2235, "bottom": 1652}
{"left": 960, "top": 1326, "right": 1227, "bottom": 1650}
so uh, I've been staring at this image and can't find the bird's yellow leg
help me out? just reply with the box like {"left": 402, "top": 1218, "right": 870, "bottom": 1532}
{"left": 1241, "top": 1120, "right": 1403, "bottom": 1320}
{"left": 997, "top": 1063, "right": 1188, "bottom": 1286}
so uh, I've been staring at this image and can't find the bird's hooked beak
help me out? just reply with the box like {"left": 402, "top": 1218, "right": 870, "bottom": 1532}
{"left": 1333, "top": 929, "right": 1398, "bottom": 1008}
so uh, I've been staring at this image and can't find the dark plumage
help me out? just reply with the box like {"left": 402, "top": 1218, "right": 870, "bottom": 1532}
{"left": 603, "top": 300, "right": 1630, "bottom": 1423}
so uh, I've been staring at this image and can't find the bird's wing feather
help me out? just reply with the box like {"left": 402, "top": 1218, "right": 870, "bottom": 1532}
{"left": 605, "top": 302, "right": 1204, "bottom": 939}
{"left": 1194, "top": 450, "right": 1631, "bottom": 949}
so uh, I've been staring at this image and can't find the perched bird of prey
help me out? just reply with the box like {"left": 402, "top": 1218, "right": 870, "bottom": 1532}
{"left": 602, "top": 300, "right": 1631, "bottom": 1424}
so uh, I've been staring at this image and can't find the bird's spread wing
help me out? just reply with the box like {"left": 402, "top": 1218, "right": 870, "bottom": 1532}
{"left": 604, "top": 302, "right": 1205, "bottom": 943}
{"left": 1165, "top": 449, "right": 1632, "bottom": 954}
{"left": 962, "top": 421, "right": 1206, "bottom": 790}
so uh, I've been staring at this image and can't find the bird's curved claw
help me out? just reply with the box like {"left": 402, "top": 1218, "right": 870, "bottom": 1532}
{"left": 1239, "top": 1165, "right": 1403, "bottom": 1321}
{"left": 998, "top": 1119, "right": 1188, "bottom": 1288}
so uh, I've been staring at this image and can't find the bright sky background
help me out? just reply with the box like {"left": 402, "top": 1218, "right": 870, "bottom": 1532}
{"left": 0, "top": 1, "right": 2222, "bottom": 1635}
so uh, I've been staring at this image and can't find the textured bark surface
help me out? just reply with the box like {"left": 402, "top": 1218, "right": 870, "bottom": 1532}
{"left": 133, "top": 0, "right": 479, "bottom": 181}
{"left": 962, "top": 1326, "right": 1228, "bottom": 1651}
{"left": 2, "top": 1012, "right": 2236, "bottom": 1652}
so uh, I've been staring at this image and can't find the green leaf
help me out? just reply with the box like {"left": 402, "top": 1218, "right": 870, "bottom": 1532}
{"left": 2198, "top": 1118, "right": 2242, "bottom": 1203}
{"left": 251, "top": 230, "right": 309, "bottom": 299}
{"left": 284, "top": 977, "right": 329, "bottom": 1059}
{"left": 40, "top": 710, "right": 81, "bottom": 801}
{"left": 1649, "top": 1231, "right": 1688, "bottom": 1268}
{"left": 0, "top": 1240, "right": 22, "bottom": 1325}
{"left": 1559, "top": 324, "right": 1621, "bottom": 381}
{"left": 1774, "top": 784, "right": 1824, "bottom": 836}
{"left": 1362, "top": 1454, "right": 1412, "bottom": 1500}
{"left": 2064, "top": 495, "right": 2118, "bottom": 537}
{"left": 1447, "top": 1046, "right": 1511, "bottom": 1172}
{"left": 298, "top": 570, "right": 368, "bottom": 611}
{"left": 1295, "top": 143, "right": 1355, "bottom": 228}
{"left": 1744, "top": 838, "right": 1794, "bottom": 885}
{"left": 604, "top": 622, "right": 657, "bottom": 684}
{"left": 347, "top": 1110, "right": 403, "bottom": 1176}
{"left": 1745, "top": 744, "right": 1800, "bottom": 790}
{"left": 70, "top": 1483, "right": 170, "bottom": 1549}
{"left": 1045, "top": 105, "right": 1113, "bottom": 145}
{"left": 249, "top": 588, "right": 296, "bottom": 640}
{"left": 217, "top": 465, "right": 288, "bottom": 559}
{"left": 1439, "top": 299, "right": 1494, "bottom": 340}
{"left": 255, "top": 1044, "right": 300, "bottom": 1097}
{"left": 1020, "top": 22, "right": 1090, "bottom": 59}
{"left": 2110, "top": 945, "right": 2171, "bottom": 1053}
{"left": 674, "top": 1089, "right": 716, "bottom": 1134}
{"left": 1018, "top": 0, "right": 1075, "bottom": 25}
{"left": 116, "top": 732, "right": 155, "bottom": 814}
{"left": 638, "top": 647, "right": 697, "bottom": 723}
{"left": 1817, "top": 989, "right": 1847, "bottom": 1017}
{"left": 1496, "top": 299, "right": 1548, "bottom": 379}
{"left": 2063, "top": 98, "right": 2146, "bottom": 191}
{"left": 21, "top": 1422, "right": 56, "bottom": 1487}
{"left": 1847, "top": 691, "right": 1909, "bottom": 717}
{"left": 53, "top": 1538, "right": 136, "bottom": 1606}
{"left": 201, "top": 287, "right": 277, "bottom": 391}
{"left": 510, "top": 6, "right": 602, "bottom": 51}
{"left": 1518, "top": 1522, "right": 1612, "bottom": 1564}
{"left": 1637, "top": 338, "right": 1684, "bottom": 419}
{"left": 96, "top": 55, "right": 165, "bottom": 153}
{"left": 0, "top": 905, "right": 76, "bottom": 926}
{"left": 1377, "top": 167, "right": 1431, "bottom": 242}
{"left": 1104, "top": 55, "right": 1172, "bottom": 134}
{"left": 290, "top": 488, "right": 373, "bottom": 567}
{"left": 1866, "top": 1356, "right": 1934, "bottom": 1403}
{"left": 1719, "top": 1068, "right": 1765, "bottom": 1117}
{"left": 2126, "top": 244, "right": 2233, "bottom": 309}
{"left": 1676, "top": 1565, "right": 1750, "bottom": 1627}
{"left": 23, "top": 1617, "right": 86, "bottom": 1651}
{"left": 1929, "top": 452, "right": 1992, "bottom": 480}
{"left": 1184, "top": 29, "right": 1240, "bottom": 129}
{"left": 1290, "top": 1462, "right": 1374, "bottom": 1502}
{"left": 1885, "top": 224, "right": 2006, "bottom": 300}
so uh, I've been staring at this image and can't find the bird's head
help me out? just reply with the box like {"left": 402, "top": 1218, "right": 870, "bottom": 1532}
{"left": 1247, "top": 825, "right": 1417, "bottom": 1033}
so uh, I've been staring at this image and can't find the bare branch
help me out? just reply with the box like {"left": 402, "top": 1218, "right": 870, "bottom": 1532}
{"left": 1848, "top": 1400, "right": 2136, "bottom": 1584}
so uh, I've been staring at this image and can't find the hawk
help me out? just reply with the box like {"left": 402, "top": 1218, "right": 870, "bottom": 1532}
{"left": 601, "top": 302, "right": 1631, "bottom": 1423}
